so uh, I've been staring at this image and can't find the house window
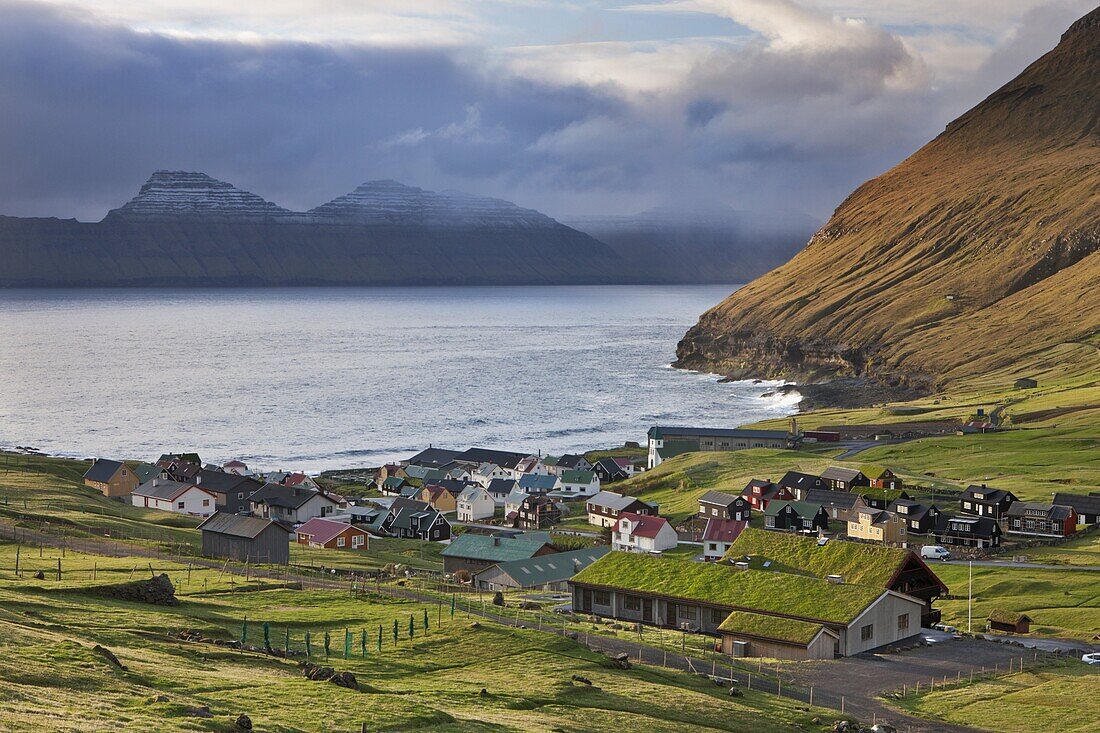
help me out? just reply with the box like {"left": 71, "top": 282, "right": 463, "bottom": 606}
{"left": 678, "top": 606, "right": 697, "bottom": 621}
{"left": 708, "top": 543, "right": 717, "bottom": 551}
{"left": 897, "top": 614, "right": 909, "bottom": 632}
{"left": 337, "top": 537, "right": 346, "bottom": 547}
{"left": 623, "top": 595, "right": 641, "bottom": 611}
{"left": 593, "top": 591, "right": 611, "bottom": 606}
{"left": 860, "top": 624, "right": 874, "bottom": 642}
{"left": 177, "top": 501, "right": 185, "bottom": 509}
{"left": 238, "top": 492, "right": 245, "bottom": 499}
{"left": 202, "top": 499, "right": 210, "bottom": 507}
{"left": 710, "top": 608, "right": 725, "bottom": 624}
{"left": 765, "top": 516, "right": 775, "bottom": 528}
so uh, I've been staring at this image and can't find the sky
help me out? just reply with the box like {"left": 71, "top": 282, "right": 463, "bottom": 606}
{"left": 0, "top": 0, "right": 1092, "bottom": 222}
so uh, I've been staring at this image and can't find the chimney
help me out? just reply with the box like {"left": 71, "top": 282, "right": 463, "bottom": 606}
{"left": 492, "top": 536, "right": 500, "bottom": 546}
{"left": 734, "top": 561, "right": 749, "bottom": 571}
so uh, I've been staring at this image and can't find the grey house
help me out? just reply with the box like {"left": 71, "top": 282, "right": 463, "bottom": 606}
{"left": 198, "top": 512, "right": 291, "bottom": 565}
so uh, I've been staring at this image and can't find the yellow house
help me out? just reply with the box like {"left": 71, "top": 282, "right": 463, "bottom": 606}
{"left": 847, "top": 508, "right": 907, "bottom": 545}
{"left": 419, "top": 484, "right": 458, "bottom": 514}
{"left": 83, "top": 458, "right": 139, "bottom": 498}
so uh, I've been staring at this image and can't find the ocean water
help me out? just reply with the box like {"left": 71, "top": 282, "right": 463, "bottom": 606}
{"left": 0, "top": 286, "right": 798, "bottom": 473}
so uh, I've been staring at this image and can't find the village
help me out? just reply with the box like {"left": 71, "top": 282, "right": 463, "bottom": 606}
{"left": 77, "top": 421, "right": 1100, "bottom": 669}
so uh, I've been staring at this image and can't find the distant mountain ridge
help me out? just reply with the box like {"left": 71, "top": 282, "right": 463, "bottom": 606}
{"left": 0, "top": 171, "right": 813, "bottom": 286}
{"left": 675, "top": 6, "right": 1100, "bottom": 388}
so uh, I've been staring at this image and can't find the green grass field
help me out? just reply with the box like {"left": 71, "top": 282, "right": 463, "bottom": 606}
{"left": 890, "top": 664, "right": 1100, "bottom": 733}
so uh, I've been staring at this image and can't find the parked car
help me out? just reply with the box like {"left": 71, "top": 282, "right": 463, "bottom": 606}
{"left": 1082, "top": 653, "right": 1100, "bottom": 665}
{"left": 921, "top": 545, "right": 951, "bottom": 561}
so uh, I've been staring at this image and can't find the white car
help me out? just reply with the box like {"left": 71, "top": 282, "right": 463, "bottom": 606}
{"left": 1082, "top": 653, "right": 1100, "bottom": 665}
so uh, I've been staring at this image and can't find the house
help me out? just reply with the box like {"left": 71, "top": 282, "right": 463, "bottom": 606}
{"left": 485, "top": 478, "right": 519, "bottom": 506}
{"left": 513, "top": 495, "right": 561, "bottom": 530}
{"left": 698, "top": 490, "right": 751, "bottom": 522}
{"left": 380, "top": 477, "right": 409, "bottom": 496}
{"left": 249, "top": 483, "right": 340, "bottom": 524}
{"left": 518, "top": 473, "right": 561, "bottom": 494}
{"left": 442, "top": 532, "right": 557, "bottom": 575}
{"left": 403, "top": 447, "right": 463, "bottom": 468}
{"left": 1005, "top": 503, "right": 1078, "bottom": 538}
{"left": 198, "top": 512, "right": 291, "bottom": 564}
{"left": 456, "top": 486, "right": 496, "bottom": 522}
{"left": 132, "top": 479, "right": 218, "bottom": 516}
{"left": 132, "top": 462, "right": 163, "bottom": 485}
{"left": 611, "top": 512, "right": 678, "bottom": 553}
{"left": 402, "top": 464, "right": 432, "bottom": 482}
{"left": 988, "top": 610, "right": 1031, "bottom": 634}
{"left": 570, "top": 552, "right": 925, "bottom": 659}
{"left": 592, "top": 458, "right": 632, "bottom": 483}
{"left": 724, "top": 528, "right": 948, "bottom": 627}
{"left": 646, "top": 426, "right": 799, "bottom": 469}
{"left": 473, "top": 545, "right": 611, "bottom": 591}
{"left": 155, "top": 456, "right": 202, "bottom": 483}
{"left": 560, "top": 469, "right": 601, "bottom": 497}
{"left": 295, "top": 517, "right": 369, "bottom": 551}
{"left": 158, "top": 452, "right": 202, "bottom": 466}
{"left": 503, "top": 490, "right": 529, "bottom": 519}
{"left": 451, "top": 448, "right": 535, "bottom": 478}
{"left": 384, "top": 498, "right": 451, "bottom": 541}
{"left": 959, "top": 485, "right": 1017, "bottom": 521}
{"left": 847, "top": 508, "right": 907, "bottom": 546}
{"left": 932, "top": 514, "right": 1002, "bottom": 549}
{"left": 702, "top": 519, "right": 748, "bottom": 560}
{"left": 805, "top": 489, "right": 866, "bottom": 524}
{"left": 856, "top": 487, "right": 911, "bottom": 510}
{"left": 1013, "top": 378, "right": 1038, "bottom": 390}
{"left": 776, "top": 471, "right": 826, "bottom": 500}
{"left": 739, "top": 479, "right": 793, "bottom": 511}
{"left": 586, "top": 491, "right": 659, "bottom": 528}
{"left": 1052, "top": 493, "right": 1100, "bottom": 525}
{"left": 83, "top": 458, "right": 139, "bottom": 498}
{"left": 860, "top": 465, "right": 901, "bottom": 490}
{"left": 764, "top": 501, "right": 829, "bottom": 533}
{"left": 418, "top": 483, "right": 460, "bottom": 514}
{"left": 194, "top": 468, "right": 264, "bottom": 515}
{"left": 888, "top": 500, "right": 941, "bottom": 535}
{"left": 281, "top": 472, "right": 321, "bottom": 491}
{"left": 222, "top": 460, "right": 252, "bottom": 476}
{"left": 471, "top": 462, "right": 509, "bottom": 487}
{"left": 556, "top": 454, "right": 592, "bottom": 472}
{"left": 515, "top": 455, "right": 544, "bottom": 475}
{"left": 820, "top": 467, "right": 869, "bottom": 492}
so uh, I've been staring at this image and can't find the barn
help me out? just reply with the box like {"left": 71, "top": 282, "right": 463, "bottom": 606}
{"left": 198, "top": 512, "right": 291, "bottom": 565}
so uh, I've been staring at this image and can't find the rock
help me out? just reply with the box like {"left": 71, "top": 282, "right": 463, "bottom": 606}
{"left": 33, "top": 570, "right": 45, "bottom": 580}
{"left": 90, "top": 574, "right": 179, "bottom": 606}
{"left": 833, "top": 722, "right": 850, "bottom": 733}
{"left": 235, "top": 714, "right": 253, "bottom": 730}
{"left": 302, "top": 663, "right": 335, "bottom": 681}
{"left": 571, "top": 675, "right": 592, "bottom": 685}
{"left": 871, "top": 724, "right": 896, "bottom": 733}
{"left": 518, "top": 601, "right": 541, "bottom": 610}
{"left": 469, "top": 622, "right": 481, "bottom": 630}
{"left": 330, "top": 671, "right": 359, "bottom": 690}
{"left": 811, "top": 717, "right": 821, "bottom": 725}
{"left": 92, "top": 644, "right": 127, "bottom": 671}
{"left": 153, "top": 695, "right": 169, "bottom": 703}
{"left": 492, "top": 592, "right": 505, "bottom": 607}
{"left": 479, "top": 688, "right": 490, "bottom": 697}
{"left": 611, "top": 653, "right": 631, "bottom": 670}
{"left": 183, "top": 705, "right": 214, "bottom": 718}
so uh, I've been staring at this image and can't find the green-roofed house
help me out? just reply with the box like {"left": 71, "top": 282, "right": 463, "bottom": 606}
{"left": 473, "top": 545, "right": 611, "bottom": 591}
{"left": 560, "top": 469, "right": 600, "bottom": 497}
{"left": 569, "top": 552, "right": 925, "bottom": 659}
{"left": 723, "top": 528, "right": 948, "bottom": 627}
{"left": 380, "top": 476, "right": 408, "bottom": 496}
{"left": 859, "top": 464, "right": 902, "bottom": 490}
{"left": 763, "top": 500, "right": 829, "bottom": 533}
{"left": 441, "top": 533, "right": 558, "bottom": 575}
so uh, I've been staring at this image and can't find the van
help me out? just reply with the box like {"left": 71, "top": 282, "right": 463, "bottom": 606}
{"left": 921, "top": 545, "right": 951, "bottom": 561}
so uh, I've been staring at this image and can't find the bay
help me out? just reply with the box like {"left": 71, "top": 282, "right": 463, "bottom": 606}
{"left": 0, "top": 286, "right": 798, "bottom": 473}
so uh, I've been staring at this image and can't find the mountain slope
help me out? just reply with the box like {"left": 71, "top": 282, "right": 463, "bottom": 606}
{"left": 566, "top": 207, "right": 817, "bottom": 284}
{"left": 675, "top": 8, "right": 1100, "bottom": 388}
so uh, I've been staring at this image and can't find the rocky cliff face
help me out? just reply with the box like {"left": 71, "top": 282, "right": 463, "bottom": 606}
{"left": 675, "top": 7, "right": 1100, "bottom": 389}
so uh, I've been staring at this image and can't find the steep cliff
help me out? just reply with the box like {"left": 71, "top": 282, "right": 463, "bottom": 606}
{"left": 675, "top": 7, "right": 1100, "bottom": 388}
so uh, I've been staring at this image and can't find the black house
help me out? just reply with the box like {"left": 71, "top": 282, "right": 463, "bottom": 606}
{"left": 889, "top": 499, "right": 941, "bottom": 534}
{"left": 1052, "top": 492, "right": 1100, "bottom": 525}
{"left": 592, "top": 458, "right": 631, "bottom": 483}
{"left": 383, "top": 498, "right": 451, "bottom": 541}
{"left": 933, "top": 514, "right": 1002, "bottom": 549}
{"left": 819, "top": 466, "right": 870, "bottom": 492}
{"left": 959, "top": 485, "right": 1017, "bottom": 521}
{"left": 195, "top": 468, "right": 263, "bottom": 515}
{"left": 697, "top": 490, "right": 751, "bottom": 521}
{"left": 764, "top": 501, "right": 829, "bottom": 533}
{"left": 776, "top": 471, "right": 827, "bottom": 500}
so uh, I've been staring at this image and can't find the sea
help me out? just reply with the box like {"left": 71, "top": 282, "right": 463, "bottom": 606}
{"left": 0, "top": 286, "right": 799, "bottom": 473}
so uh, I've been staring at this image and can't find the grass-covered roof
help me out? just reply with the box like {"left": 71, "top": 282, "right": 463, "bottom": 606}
{"left": 571, "top": 551, "right": 882, "bottom": 623}
{"left": 988, "top": 609, "right": 1031, "bottom": 624}
{"left": 717, "top": 611, "right": 831, "bottom": 646}
{"left": 722, "top": 528, "right": 909, "bottom": 589}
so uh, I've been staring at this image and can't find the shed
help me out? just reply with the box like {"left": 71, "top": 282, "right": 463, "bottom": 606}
{"left": 988, "top": 609, "right": 1031, "bottom": 634}
{"left": 198, "top": 512, "right": 291, "bottom": 565}
{"left": 1013, "top": 378, "right": 1038, "bottom": 390}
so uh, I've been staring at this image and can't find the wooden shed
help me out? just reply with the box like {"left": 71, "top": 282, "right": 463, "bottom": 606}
{"left": 988, "top": 609, "right": 1031, "bottom": 634}
{"left": 198, "top": 512, "right": 291, "bottom": 565}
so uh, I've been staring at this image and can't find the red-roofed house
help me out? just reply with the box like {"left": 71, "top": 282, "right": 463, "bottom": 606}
{"left": 612, "top": 512, "right": 678, "bottom": 553}
{"left": 282, "top": 472, "right": 321, "bottom": 491}
{"left": 295, "top": 518, "right": 369, "bottom": 551}
{"left": 702, "top": 518, "right": 748, "bottom": 560}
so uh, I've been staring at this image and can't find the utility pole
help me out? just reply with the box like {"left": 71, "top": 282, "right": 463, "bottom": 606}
{"left": 967, "top": 560, "right": 973, "bottom": 633}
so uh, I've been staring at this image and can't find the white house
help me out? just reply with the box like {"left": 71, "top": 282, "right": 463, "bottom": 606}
{"left": 612, "top": 512, "right": 678, "bottom": 553}
{"left": 456, "top": 486, "right": 496, "bottom": 522}
{"left": 515, "top": 456, "right": 546, "bottom": 476}
{"left": 249, "top": 483, "right": 340, "bottom": 524}
{"left": 132, "top": 479, "right": 218, "bottom": 517}
{"left": 560, "top": 469, "right": 601, "bottom": 497}
{"left": 504, "top": 490, "right": 529, "bottom": 518}
{"left": 471, "top": 463, "right": 509, "bottom": 487}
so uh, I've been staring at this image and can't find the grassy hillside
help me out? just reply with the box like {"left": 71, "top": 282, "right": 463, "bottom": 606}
{"left": 0, "top": 543, "right": 836, "bottom": 732}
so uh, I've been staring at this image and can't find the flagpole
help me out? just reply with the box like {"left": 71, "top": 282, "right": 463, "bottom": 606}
{"left": 967, "top": 560, "right": 973, "bottom": 633}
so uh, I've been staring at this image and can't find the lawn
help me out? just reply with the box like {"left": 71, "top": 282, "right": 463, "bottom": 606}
{"left": 932, "top": 563, "right": 1100, "bottom": 641}
{"left": 890, "top": 664, "right": 1100, "bottom": 733}
{"left": 0, "top": 543, "right": 840, "bottom": 733}
{"left": 1025, "top": 532, "right": 1100, "bottom": 567}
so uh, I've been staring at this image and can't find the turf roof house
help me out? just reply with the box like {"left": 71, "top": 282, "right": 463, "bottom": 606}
{"left": 646, "top": 426, "right": 799, "bottom": 469}
{"left": 724, "top": 528, "right": 948, "bottom": 627}
{"left": 198, "top": 512, "right": 292, "bottom": 565}
{"left": 764, "top": 501, "right": 829, "bottom": 533}
{"left": 932, "top": 513, "right": 1002, "bottom": 548}
{"left": 83, "top": 458, "right": 139, "bottom": 498}
{"left": 860, "top": 465, "right": 902, "bottom": 489}
{"left": 855, "top": 487, "right": 911, "bottom": 510}
{"left": 473, "top": 545, "right": 611, "bottom": 591}
{"left": 702, "top": 518, "right": 748, "bottom": 560}
{"left": 570, "top": 552, "right": 926, "bottom": 660}
{"left": 1052, "top": 492, "right": 1100, "bottom": 525}
{"left": 295, "top": 517, "right": 369, "bottom": 551}
{"left": 586, "top": 491, "right": 659, "bottom": 528}
{"left": 249, "top": 483, "right": 340, "bottom": 524}
{"left": 959, "top": 485, "right": 1017, "bottom": 521}
{"left": 442, "top": 533, "right": 557, "bottom": 575}
{"left": 132, "top": 478, "right": 218, "bottom": 517}
{"left": 739, "top": 479, "right": 794, "bottom": 511}
{"left": 697, "top": 490, "right": 751, "bottom": 522}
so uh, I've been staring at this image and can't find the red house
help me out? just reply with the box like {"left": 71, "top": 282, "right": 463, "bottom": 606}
{"left": 739, "top": 479, "right": 793, "bottom": 511}
{"left": 295, "top": 518, "right": 369, "bottom": 551}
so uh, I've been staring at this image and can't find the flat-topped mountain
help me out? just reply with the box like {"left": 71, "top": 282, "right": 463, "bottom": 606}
{"left": 103, "top": 171, "right": 295, "bottom": 221}
{"left": 567, "top": 206, "right": 817, "bottom": 285}
{"left": 675, "top": 7, "right": 1100, "bottom": 389}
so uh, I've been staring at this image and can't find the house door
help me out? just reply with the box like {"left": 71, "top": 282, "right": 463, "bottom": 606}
{"left": 581, "top": 590, "right": 593, "bottom": 613}
{"left": 666, "top": 603, "right": 677, "bottom": 626}
{"left": 642, "top": 599, "right": 653, "bottom": 623}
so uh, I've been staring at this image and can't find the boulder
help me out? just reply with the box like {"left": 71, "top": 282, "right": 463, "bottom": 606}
{"left": 235, "top": 714, "right": 253, "bottom": 731}
{"left": 571, "top": 675, "right": 592, "bottom": 685}
{"left": 90, "top": 574, "right": 179, "bottom": 606}
{"left": 92, "top": 644, "right": 127, "bottom": 670}
{"left": 330, "top": 671, "right": 359, "bottom": 690}
{"left": 33, "top": 570, "right": 45, "bottom": 580}
{"left": 611, "top": 653, "right": 631, "bottom": 670}
{"left": 871, "top": 724, "right": 896, "bottom": 733}
{"left": 183, "top": 706, "right": 214, "bottom": 719}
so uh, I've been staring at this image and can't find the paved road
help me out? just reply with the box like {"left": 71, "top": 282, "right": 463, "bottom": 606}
{"left": 833, "top": 441, "right": 881, "bottom": 460}
{"left": 980, "top": 634, "right": 1100, "bottom": 654}
{"left": 943, "top": 559, "right": 1100, "bottom": 571}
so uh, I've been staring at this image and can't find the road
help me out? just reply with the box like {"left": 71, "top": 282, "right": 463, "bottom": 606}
{"left": 943, "top": 558, "right": 1100, "bottom": 571}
